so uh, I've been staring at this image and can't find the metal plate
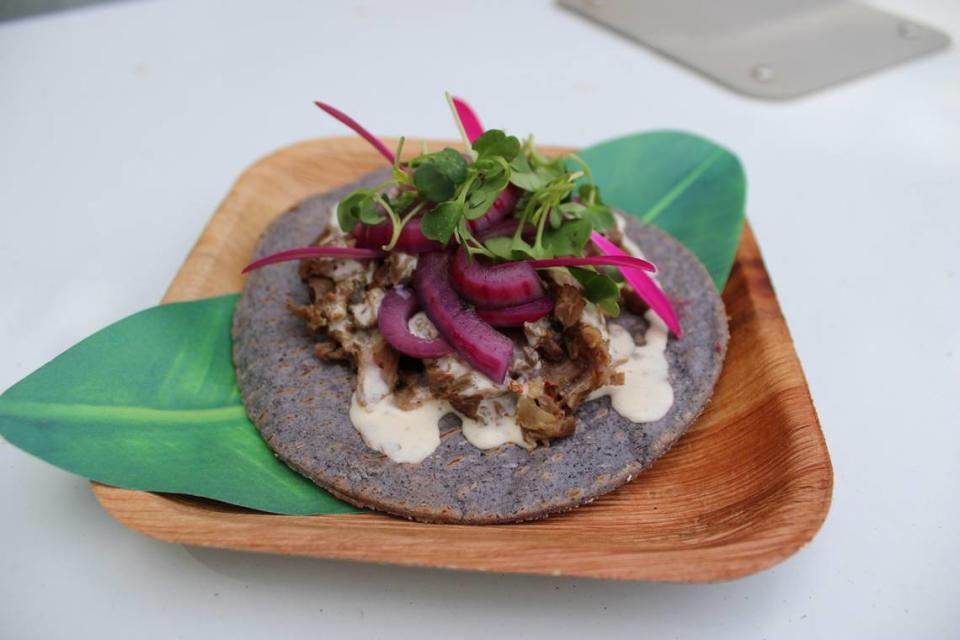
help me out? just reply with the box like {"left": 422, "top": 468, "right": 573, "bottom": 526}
{"left": 560, "top": 0, "right": 951, "bottom": 100}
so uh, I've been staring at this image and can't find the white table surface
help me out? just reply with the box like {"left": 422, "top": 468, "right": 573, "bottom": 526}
{"left": 2, "top": 1, "right": 958, "bottom": 638}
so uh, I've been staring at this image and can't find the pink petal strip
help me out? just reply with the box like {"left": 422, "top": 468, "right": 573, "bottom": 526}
{"left": 525, "top": 255, "right": 656, "bottom": 273}
{"left": 590, "top": 231, "right": 682, "bottom": 337}
{"left": 452, "top": 97, "right": 484, "bottom": 143}
{"left": 242, "top": 246, "right": 384, "bottom": 274}
{"left": 314, "top": 101, "right": 395, "bottom": 165}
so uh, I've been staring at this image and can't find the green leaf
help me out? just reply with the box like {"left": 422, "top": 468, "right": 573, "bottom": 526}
{"left": 598, "top": 297, "right": 620, "bottom": 317}
{"left": 508, "top": 170, "right": 545, "bottom": 192}
{"left": 576, "top": 131, "right": 746, "bottom": 290}
{"left": 359, "top": 206, "right": 385, "bottom": 225}
{"left": 414, "top": 164, "right": 456, "bottom": 203}
{"left": 533, "top": 156, "right": 567, "bottom": 182}
{"left": 464, "top": 188, "right": 499, "bottom": 220}
{"left": 583, "top": 204, "right": 615, "bottom": 232}
{"left": 473, "top": 129, "right": 520, "bottom": 161}
{"left": 543, "top": 218, "right": 592, "bottom": 257}
{"left": 413, "top": 148, "right": 469, "bottom": 203}
{"left": 578, "top": 183, "right": 602, "bottom": 205}
{"left": 387, "top": 189, "right": 418, "bottom": 215}
{"left": 543, "top": 226, "right": 568, "bottom": 256}
{"left": 473, "top": 156, "right": 508, "bottom": 180}
{"left": 570, "top": 266, "right": 618, "bottom": 300}
{"left": 421, "top": 201, "right": 463, "bottom": 243}
{"left": 483, "top": 236, "right": 515, "bottom": 260}
{"left": 510, "top": 235, "right": 537, "bottom": 259}
{"left": 463, "top": 162, "right": 510, "bottom": 220}
{"left": 0, "top": 295, "right": 358, "bottom": 515}
{"left": 509, "top": 154, "right": 549, "bottom": 191}
{"left": 392, "top": 165, "right": 413, "bottom": 186}
{"left": 558, "top": 202, "right": 587, "bottom": 215}
{"left": 549, "top": 208, "right": 562, "bottom": 229}
{"left": 509, "top": 153, "right": 533, "bottom": 174}
{"left": 567, "top": 218, "right": 593, "bottom": 253}
{"left": 569, "top": 267, "right": 621, "bottom": 317}
{"left": 337, "top": 189, "right": 382, "bottom": 231}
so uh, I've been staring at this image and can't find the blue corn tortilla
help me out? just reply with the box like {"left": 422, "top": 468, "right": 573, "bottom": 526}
{"left": 233, "top": 171, "right": 728, "bottom": 524}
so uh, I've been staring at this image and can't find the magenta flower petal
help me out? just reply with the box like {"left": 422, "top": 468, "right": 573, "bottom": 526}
{"left": 590, "top": 231, "right": 682, "bottom": 337}
{"left": 525, "top": 255, "right": 656, "bottom": 273}
{"left": 242, "top": 246, "right": 384, "bottom": 274}
{"left": 452, "top": 96, "right": 484, "bottom": 143}
{"left": 314, "top": 101, "right": 395, "bottom": 165}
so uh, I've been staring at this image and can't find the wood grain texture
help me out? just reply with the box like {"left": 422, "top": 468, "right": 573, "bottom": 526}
{"left": 91, "top": 137, "right": 832, "bottom": 582}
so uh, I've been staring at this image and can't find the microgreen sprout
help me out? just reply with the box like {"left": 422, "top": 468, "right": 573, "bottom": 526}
{"left": 445, "top": 91, "right": 475, "bottom": 160}
{"left": 247, "top": 96, "right": 682, "bottom": 334}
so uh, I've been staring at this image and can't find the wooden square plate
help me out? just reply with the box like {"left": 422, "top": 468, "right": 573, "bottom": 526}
{"left": 91, "top": 137, "right": 832, "bottom": 582}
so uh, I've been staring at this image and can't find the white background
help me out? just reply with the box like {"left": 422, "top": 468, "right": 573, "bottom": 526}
{"left": 1, "top": 1, "right": 958, "bottom": 638}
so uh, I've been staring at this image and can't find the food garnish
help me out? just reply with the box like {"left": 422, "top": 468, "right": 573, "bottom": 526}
{"left": 315, "top": 101, "right": 396, "bottom": 165}
{"left": 242, "top": 245, "right": 384, "bottom": 273}
{"left": 590, "top": 231, "right": 682, "bottom": 337}
{"left": 245, "top": 95, "right": 680, "bottom": 338}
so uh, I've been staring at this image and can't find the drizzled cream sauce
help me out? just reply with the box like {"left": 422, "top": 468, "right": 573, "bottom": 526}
{"left": 460, "top": 396, "right": 527, "bottom": 450}
{"left": 589, "top": 314, "right": 674, "bottom": 423}
{"left": 349, "top": 394, "right": 445, "bottom": 464}
{"left": 338, "top": 212, "right": 673, "bottom": 463}
{"left": 350, "top": 393, "right": 527, "bottom": 464}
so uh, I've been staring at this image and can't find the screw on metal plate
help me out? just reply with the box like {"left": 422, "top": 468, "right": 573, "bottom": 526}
{"left": 751, "top": 64, "right": 776, "bottom": 83}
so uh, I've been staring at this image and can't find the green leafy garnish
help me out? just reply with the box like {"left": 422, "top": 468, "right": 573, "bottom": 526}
{"left": 334, "top": 95, "right": 620, "bottom": 311}
{"left": 483, "top": 236, "right": 515, "bottom": 260}
{"left": 412, "top": 148, "right": 469, "bottom": 203}
{"left": 582, "top": 205, "right": 616, "bottom": 232}
{"left": 421, "top": 201, "right": 464, "bottom": 244}
{"left": 473, "top": 129, "right": 521, "bottom": 161}
{"left": 570, "top": 267, "right": 621, "bottom": 317}
{"left": 542, "top": 218, "right": 592, "bottom": 257}
{"left": 508, "top": 154, "right": 549, "bottom": 191}
{"left": 464, "top": 156, "right": 511, "bottom": 220}
{"left": 386, "top": 189, "right": 418, "bottom": 216}
{"left": 337, "top": 189, "right": 383, "bottom": 232}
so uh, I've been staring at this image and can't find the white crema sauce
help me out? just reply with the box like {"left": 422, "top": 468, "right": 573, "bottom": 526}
{"left": 589, "top": 314, "right": 674, "bottom": 423}
{"left": 350, "top": 393, "right": 527, "bottom": 464}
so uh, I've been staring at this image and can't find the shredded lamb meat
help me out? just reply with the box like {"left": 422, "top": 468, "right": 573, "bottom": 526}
{"left": 290, "top": 225, "right": 624, "bottom": 445}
